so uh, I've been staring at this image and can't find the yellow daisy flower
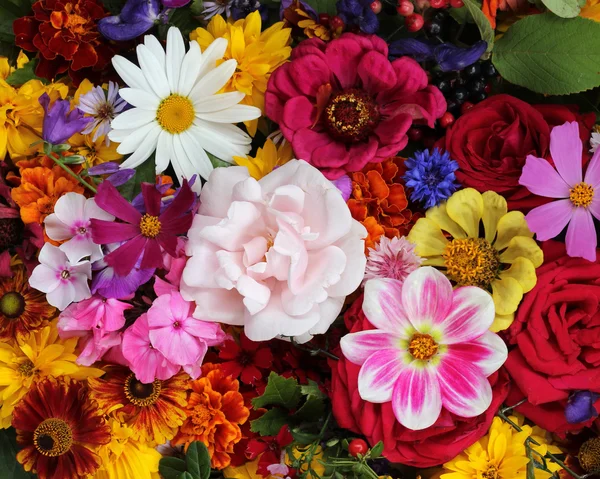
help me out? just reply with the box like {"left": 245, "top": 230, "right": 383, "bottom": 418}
{"left": 407, "top": 188, "right": 543, "bottom": 331}
{"left": 581, "top": 0, "right": 600, "bottom": 21}
{"left": 190, "top": 11, "right": 292, "bottom": 136}
{"left": 441, "top": 415, "right": 562, "bottom": 479}
{"left": 0, "top": 322, "right": 104, "bottom": 428}
{"left": 69, "top": 133, "right": 123, "bottom": 168}
{"left": 233, "top": 137, "right": 293, "bottom": 179}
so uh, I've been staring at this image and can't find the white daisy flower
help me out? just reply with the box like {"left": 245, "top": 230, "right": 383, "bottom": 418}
{"left": 108, "top": 26, "right": 261, "bottom": 182}
{"left": 590, "top": 130, "right": 600, "bottom": 153}
{"left": 78, "top": 81, "right": 126, "bottom": 145}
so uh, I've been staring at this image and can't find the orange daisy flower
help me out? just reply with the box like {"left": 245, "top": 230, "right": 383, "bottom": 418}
{"left": 11, "top": 166, "right": 84, "bottom": 224}
{"left": 87, "top": 366, "right": 188, "bottom": 446}
{"left": 172, "top": 363, "right": 250, "bottom": 470}
{"left": 347, "top": 157, "right": 419, "bottom": 251}
{"left": 0, "top": 263, "right": 56, "bottom": 341}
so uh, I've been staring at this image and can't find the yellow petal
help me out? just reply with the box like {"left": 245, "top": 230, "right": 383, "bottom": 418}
{"left": 491, "top": 276, "right": 523, "bottom": 316}
{"left": 491, "top": 311, "right": 514, "bottom": 332}
{"left": 498, "top": 456, "right": 530, "bottom": 476}
{"left": 244, "top": 10, "right": 262, "bottom": 39}
{"left": 35, "top": 344, "right": 65, "bottom": 365}
{"left": 230, "top": 25, "right": 246, "bottom": 63}
{"left": 482, "top": 191, "right": 507, "bottom": 243}
{"left": 499, "top": 236, "right": 544, "bottom": 267}
{"left": 426, "top": 203, "right": 466, "bottom": 239}
{"left": 407, "top": 217, "right": 449, "bottom": 257}
{"left": 494, "top": 211, "right": 533, "bottom": 251}
{"left": 446, "top": 188, "right": 484, "bottom": 239}
{"left": 500, "top": 257, "right": 537, "bottom": 293}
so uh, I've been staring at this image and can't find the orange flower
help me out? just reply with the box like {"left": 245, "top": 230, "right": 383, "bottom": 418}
{"left": 347, "top": 157, "right": 418, "bottom": 251}
{"left": 11, "top": 166, "right": 84, "bottom": 224}
{"left": 172, "top": 364, "right": 250, "bottom": 470}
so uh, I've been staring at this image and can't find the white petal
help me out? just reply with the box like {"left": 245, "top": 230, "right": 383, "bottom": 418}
{"left": 47, "top": 282, "right": 76, "bottom": 310}
{"left": 191, "top": 121, "right": 251, "bottom": 161}
{"left": 155, "top": 130, "right": 173, "bottom": 174}
{"left": 195, "top": 118, "right": 252, "bottom": 144}
{"left": 193, "top": 91, "right": 245, "bottom": 113}
{"left": 111, "top": 108, "right": 155, "bottom": 130}
{"left": 181, "top": 129, "right": 214, "bottom": 180}
{"left": 112, "top": 56, "right": 152, "bottom": 91}
{"left": 166, "top": 26, "right": 185, "bottom": 93}
{"left": 108, "top": 128, "right": 136, "bottom": 143}
{"left": 53, "top": 192, "right": 86, "bottom": 226}
{"left": 144, "top": 34, "right": 166, "bottom": 69}
{"left": 116, "top": 121, "right": 159, "bottom": 155}
{"left": 117, "top": 89, "right": 160, "bottom": 110}
{"left": 196, "top": 104, "right": 262, "bottom": 123}
{"left": 84, "top": 198, "right": 114, "bottom": 222}
{"left": 119, "top": 124, "right": 161, "bottom": 169}
{"left": 29, "top": 264, "right": 60, "bottom": 293}
{"left": 38, "top": 243, "right": 67, "bottom": 270}
{"left": 189, "top": 59, "right": 237, "bottom": 99}
{"left": 136, "top": 44, "right": 171, "bottom": 99}
{"left": 44, "top": 215, "right": 72, "bottom": 242}
{"left": 178, "top": 41, "right": 203, "bottom": 96}
{"left": 195, "top": 37, "right": 228, "bottom": 79}
{"left": 172, "top": 134, "right": 203, "bottom": 182}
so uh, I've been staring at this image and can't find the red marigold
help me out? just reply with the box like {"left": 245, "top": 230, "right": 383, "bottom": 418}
{"left": 13, "top": 0, "right": 116, "bottom": 84}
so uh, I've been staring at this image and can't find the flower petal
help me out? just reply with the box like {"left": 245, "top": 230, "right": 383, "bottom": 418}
{"left": 499, "top": 257, "right": 537, "bottom": 293}
{"left": 494, "top": 211, "right": 533, "bottom": 251}
{"left": 362, "top": 278, "right": 413, "bottom": 335}
{"left": 549, "top": 121, "right": 582, "bottom": 187}
{"left": 566, "top": 207, "right": 597, "bottom": 261}
{"left": 491, "top": 275, "right": 522, "bottom": 316}
{"left": 481, "top": 191, "right": 507, "bottom": 244}
{"left": 584, "top": 148, "right": 600, "bottom": 187}
{"left": 499, "top": 236, "right": 543, "bottom": 268}
{"left": 357, "top": 349, "right": 404, "bottom": 403}
{"left": 519, "top": 155, "right": 571, "bottom": 198}
{"left": 401, "top": 267, "right": 453, "bottom": 329}
{"left": 446, "top": 188, "right": 483, "bottom": 239}
{"left": 441, "top": 285, "right": 494, "bottom": 344}
{"left": 446, "top": 330, "right": 507, "bottom": 376}
{"left": 523, "top": 200, "right": 573, "bottom": 242}
{"left": 340, "top": 330, "right": 400, "bottom": 365}
{"left": 407, "top": 217, "right": 449, "bottom": 257}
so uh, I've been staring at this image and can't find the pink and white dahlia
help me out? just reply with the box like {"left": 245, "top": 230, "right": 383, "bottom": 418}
{"left": 340, "top": 267, "right": 507, "bottom": 431}
{"left": 265, "top": 33, "right": 446, "bottom": 179}
{"left": 181, "top": 160, "right": 367, "bottom": 343}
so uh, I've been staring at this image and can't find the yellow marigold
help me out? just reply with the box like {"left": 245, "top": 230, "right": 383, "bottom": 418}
{"left": 233, "top": 137, "right": 293, "bottom": 180}
{"left": 190, "top": 11, "right": 292, "bottom": 136}
{"left": 0, "top": 322, "right": 104, "bottom": 428}
{"left": 407, "top": 188, "right": 543, "bottom": 332}
{"left": 581, "top": 0, "right": 600, "bottom": 21}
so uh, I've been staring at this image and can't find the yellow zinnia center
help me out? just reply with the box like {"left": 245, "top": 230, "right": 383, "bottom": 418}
{"left": 443, "top": 238, "right": 500, "bottom": 288}
{"left": 569, "top": 182, "right": 594, "bottom": 207}
{"left": 408, "top": 333, "right": 438, "bottom": 360}
{"left": 0, "top": 291, "right": 25, "bottom": 318}
{"left": 124, "top": 374, "right": 162, "bottom": 407}
{"left": 579, "top": 437, "right": 600, "bottom": 473}
{"left": 34, "top": 418, "right": 73, "bottom": 457}
{"left": 18, "top": 359, "right": 35, "bottom": 377}
{"left": 482, "top": 465, "right": 499, "bottom": 479}
{"left": 156, "top": 94, "right": 195, "bottom": 134}
{"left": 139, "top": 214, "right": 161, "bottom": 238}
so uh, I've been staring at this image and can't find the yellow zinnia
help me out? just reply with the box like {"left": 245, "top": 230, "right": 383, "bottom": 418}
{"left": 407, "top": 188, "right": 543, "bottom": 331}
{"left": 190, "top": 11, "right": 292, "bottom": 136}
{"left": 233, "top": 137, "right": 293, "bottom": 179}
{"left": 581, "top": 0, "right": 600, "bottom": 21}
{"left": 441, "top": 415, "right": 562, "bottom": 479}
{"left": 0, "top": 322, "right": 104, "bottom": 428}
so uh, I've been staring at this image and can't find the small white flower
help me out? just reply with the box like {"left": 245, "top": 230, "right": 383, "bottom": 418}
{"left": 29, "top": 244, "right": 92, "bottom": 310}
{"left": 590, "top": 131, "right": 600, "bottom": 153}
{"left": 78, "top": 81, "right": 126, "bottom": 145}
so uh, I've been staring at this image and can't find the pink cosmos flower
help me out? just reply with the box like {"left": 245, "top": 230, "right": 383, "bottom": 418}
{"left": 44, "top": 192, "right": 114, "bottom": 263}
{"left": 340, "top": 267, "right": 507, "bottom": 431}
{"left": 265, "top": 33, "right": 446, "bottom": 179}
{"left": 363, "top": 236, "right": 422, "bottom": 285}
{"left": 181, "top": 160, "right": 367, "bottom": 343}
{"left": 29, "top": 244, "right": 92, "bottom": 310}
{"left": 519, "top": 121, "right": 600, "bottom": 261}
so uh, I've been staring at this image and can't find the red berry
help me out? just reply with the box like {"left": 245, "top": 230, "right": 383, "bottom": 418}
{"left": 370, "top": 0, "right": 382, "bottom": 13}
{"left": 450, "top": 0, "right": 464, "bottom": 6}
{"left": 439, "top": 111, "right": 455, "bottom": 128}
{"left": 330, "top": 15, "right": 345, "bottom": 30}
{"left": 405, "top": 13, "right": 424, "bottom": 31}
{"left": 349, "top": 439, "right": 369, "bottom": 457}
{"left": 430, "top": 0, "right": 446, "bottom": 8}
{"left": 319, "top": 13, "right": 330, "bottom": 25}
{"left": 484, "top": 82, "right": 492, "bottom": 94}
{"left": 396, "top": 0, "right": 414, "bottom": 15}
{"left": 460, "top": 101, "right": 475, "bottom": 114}
{"left": 407, "top": 127, "right": 424, "bottom": 142}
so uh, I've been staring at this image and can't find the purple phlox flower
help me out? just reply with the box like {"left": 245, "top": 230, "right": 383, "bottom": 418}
{"left": 87, "top": 162, "right": 136, "bottom": 187}
{"left": 389, "top": 39, "right": 487, "bottom": 72}
{"left": 336, "top": 0, "right": 379, "bottom": 34}
{"left": 98, "top": 0, "right": 161, "bottom": 41}
{"left": 279, "top": 0, "right": 317, "bottom": 20}
{"left": 231, "top": 0, "right": 268, "bottom": 22}
{"left": 39, "top": 93, "right": 94, "bottom": 145}
{"left": 565, "top": 391, "right": 600, "bottom": 424}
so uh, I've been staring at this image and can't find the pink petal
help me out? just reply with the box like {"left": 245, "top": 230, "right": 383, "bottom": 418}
{"left": 53, "top": 192, "right": 86, "bottom": 226}
{"left": 357, "top": 51, "right": 396, "bottom": 94}
{"left": 584, "top": 148, "right": 600, "bottom": 187}
{"left": 104, "top": 235, "right": 146, "bottom": 276}
{"left": 401, "top": 267, "right": 453, "bottom": 330}
{"left": 199, "top": 166, "right": 251, "bottom": 218}
{"left": 160, "top": 180, "right": 195, "bottom": 221}
{"left": 147, "top": 295, "right": 175, "bottom": 327}
{"left": 169, "top": 291, "right": 193, "bottom": 321}
{"left": 140, "top": 238, "right": 164, "bottom": 270}
{"left": 325, "top": 37, "right": 362, "bottom": 89}
{"left": 142, "top": 182, "right": 162, "bottom": 216}
{"left": 289, "top": 54, "right": 331, "bottom": 97}
{"left": 441, "top": 286, "right": 496, "bottom": 344}
{"left": 91, "top": 220, "right": 140, "bottom": 244}
{"left": 182, "top": 318, "right": 223, "bottom": 342}
{"left": 549, "top": 121, "right": 582, "bottom": 187}
{"left": 149, "top": 327, "right": 203, "bottom": 365}
{"left": 590, "top": 196, "right": 600, "bottom": 222}
{"left": 357, "top": 349, "right": 404, "bottom": 403}
{"left": 519, "top": 155, "right": 570, "bottom": 198}
{"left": 524, "top": 199, "right": 573, "bottom": 240}
{"left": 187, "top": 288, "right": 246, "bottom": 325}
{"left": 391, "top": 365, "right": 442, "bottom": 430}
{"left": 362, "top": 278, "right": 412, "bottom": 336}
{"left": 446, "top": 331, "right": 508, "bottom": 376}
{"left": 38, "top": 243, "right": 67, "bottom": 270}
{"left": 566, "top": 207, "right": 597, "bottom": 261}
{"left": 94, "top": 180, "right": 142, "bottom": 224}
{"left": 438, "top": 353, "right": 493, "bottom": 417}
{"left": 389, "top": 57, "right": 428, "bottom": 94}
{"left": 340, "top": 330, "right": 399, "bottom": 365}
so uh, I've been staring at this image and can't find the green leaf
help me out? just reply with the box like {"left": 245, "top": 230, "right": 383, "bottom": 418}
{"left": 159, "top": 457, "right": 188, "bottom": 479}
{"left": 370, "top": 441, "right": 384, "bottom": 459}
{"left": 0, "top": 428, "right": 36, "bottom": 478}
{"left": 5, "top": 60, "right": 45, "bottom": 86}
{"left": 290, "top": 428, "right": 319, "bottom": 444}
{"left": 462, "top": 0, "right": 494, "bottom": 52}
{"left": 185, "top": 441, "right": 211, "bottom": 479}
{"left": 133, "top": 156, "right": 156, "bottom": 196}
{"left": 299, "top": 379, "right": 326, "bottom": 400}
{"left": 252, "top": 372, "right": 302, "bottom": 410}
{"left": 169, "top": 6, "right": 200, "bottom": 37}
{"left": 179, "top": 472, "right": 195, "bottom": 479}
{"left": 541, "top": 0, "right": 580, "bottom": 17}
{"left": 449, "top": 5, "right": 475, "bottom": 23}
{"left": 207, "top": 151, "right": 231, "bottom": 169}
{"left": 250, "top": 408, "right": 289, "bottom": 436}
{"left": 493, "top": 14, "right": 600, "bottom": 95}
{"left": 302, "top": 0, "right": 336, "bottom": 15}
{"left": 293, "top": 397, "right": 326, "bottom": 421}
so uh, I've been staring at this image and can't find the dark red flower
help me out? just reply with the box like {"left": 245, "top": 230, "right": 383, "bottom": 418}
{"left": 246, "top": 425, "right": 294, "bottom": 477}
{"left": 218, "top": 333, "right": 273, "bottom": 386}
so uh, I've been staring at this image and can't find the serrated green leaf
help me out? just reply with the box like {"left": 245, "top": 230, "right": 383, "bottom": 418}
{"left": 185, "top": 441, "right": 211, "bottom": 479}
{"left": 250, "top": 408, "right": 289, "bottom": 436}
{"left": 293, "top": 397, "right": 325, "bottom": 421}
{"left": 252, "top": 372, "right": 302, "bottom": 410}
{"left": 462, "top": 0, "right": 494, "bottom": 52}
{"left": 302, "top": 0, "right": 336, "bottom": 15}
{"left": 159, "top": 457, "right": 188, "bottom": 479}
{"left": 299, "top": 379, "right": 325, "bottom": 400}
{"left": 5, "top": 60, "right": 45, "bottom": 86}
{"left": 493, "top": 14, "right": 600, "bottom": 95}
{"left": 541, "top": 0, "right": 580, "bottom": 17}
{"left": 0, "top": 428, "right": 37, "bottom": 478}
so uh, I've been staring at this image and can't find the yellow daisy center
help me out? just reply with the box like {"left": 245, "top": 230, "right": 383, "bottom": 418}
{"left": 156, "top": 94, "right": 195, "bottom": 134}
{"left": 579, "top": 437, "right": 600, "bottom": 473}
{"left": 482, "top": 465, "right": 499, "bottom": 479}
{"left": 443, "top": 238, "right": 500, "bottom": 288}
{"left": 0, "top": 291, "right": 25, "bottom": 319}
{"left": 569, "top": 182, "right": 594, "bottom": 207}
{"left": 18, "top": 359, "right": 35, "bottom": 377}
{"left": 34, "top": 418, "right": 73, "bottom": 457}
{"left": 124, "top": 374, "right": 162, "bottom": 407}
{"left": 139, "top": 214, "right": 161, "bottom": 238}
{"left": 408, "top": 333, "right": 438, "bottom": 360}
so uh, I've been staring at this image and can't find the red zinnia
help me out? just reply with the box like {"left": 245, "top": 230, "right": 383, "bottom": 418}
{"left": 13, "top": 0, "right": 116, "bottom": 83}
{"left": 218, "top": 333, "right": 274, "bottom": 386}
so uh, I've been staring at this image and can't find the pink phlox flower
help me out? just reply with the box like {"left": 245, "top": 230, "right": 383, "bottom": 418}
{"left": 58, "top": 294, "right": 132, "bottom": 334}
{"left": 76, "top": 329, "right": 123, "bottom": 366}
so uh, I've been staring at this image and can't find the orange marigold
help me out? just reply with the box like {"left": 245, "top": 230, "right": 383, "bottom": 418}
{"left": 172, "top": 363, "right": 250, "bottom": 470}
{"left": 11, "top": 166, "right": 84, "bottom": 224}
{"left": 347, "top": 157, "right": 419, "bottom": 250}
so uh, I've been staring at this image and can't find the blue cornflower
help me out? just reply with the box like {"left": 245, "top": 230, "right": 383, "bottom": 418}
{"left": 336, "top": 0, "right": 379, "bottom": 34}
{"left": 403, "top": 148, "right": 459, "bottom": 209}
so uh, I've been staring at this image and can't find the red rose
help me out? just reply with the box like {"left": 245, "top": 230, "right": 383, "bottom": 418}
{"left": 440, "top": 95, "right": 595, "bottom": 212}
{"left": 328, "top": 297, "right": 510, "bottom": 468}
{"left": 504, "top": 240, "right": 600, "bottom": 436}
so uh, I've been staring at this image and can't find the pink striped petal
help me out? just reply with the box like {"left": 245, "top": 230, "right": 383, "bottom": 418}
{"left": 340, "top": 330, "right": 399, "bottom": 365}
{"left": 446, "top": 331, "right": 507, "bottom": 376}
{"left": 363, "top": 279, "right": 412, "bottom": 336}
{"left": 566, "top": 207, "right": 597, "bottom": 261}
{"left": 357, "top": 349, "right": 404, "bottom": 403}
{"left": 584, "top": 148, "right": 600, "bottom": 187}
{"left": 519, "top": 155, "right": 570, "bottom": 198}
{"left": 438, "top": 353, "right": 492, "bottom": 417}
{"left": 440, "top": 286, "right": 494, "bottom": 344}
{"left": 401, "top": 267, "right": 452, "bottom": 330}
{"left": 550, "top": 121, "right": 582, "bottom": 187}
{"left": 524, "top": 200, "right": 573, "bottom": 240}
{"left": 391, "top": 365, "right": 442, "bottom": 430}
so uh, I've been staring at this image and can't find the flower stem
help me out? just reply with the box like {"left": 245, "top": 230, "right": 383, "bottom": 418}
{"left": 48, "top": 152, "right": 97, "bottom": 193}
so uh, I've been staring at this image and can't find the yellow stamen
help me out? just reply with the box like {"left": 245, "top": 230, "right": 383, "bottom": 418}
{"left": 569, "top": 182, "right": 594, "bottom": 207}
{"left": 156, "top": 94, "right": 195, "bottom": 134}
{"left": 482, "top": 465, "right": 499, "bottom": 479}
{"left": 17, "top": 359, "right": 35, "bottom": 377}
{"left": 443, "top": 238, "right": 500, "bottom": 288}
{"left": 139, "top": 214, "right": 161, "bottom": 238}
{"left": 34, "top": 418, "right": 73, "bottom": 457}
{"left": 408, "top": 333, "right": 438, "bottom": 360}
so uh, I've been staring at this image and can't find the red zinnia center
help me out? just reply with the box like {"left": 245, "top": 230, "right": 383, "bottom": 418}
{"left": 324, "top": 89, "right": 380, "bottom": 143}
